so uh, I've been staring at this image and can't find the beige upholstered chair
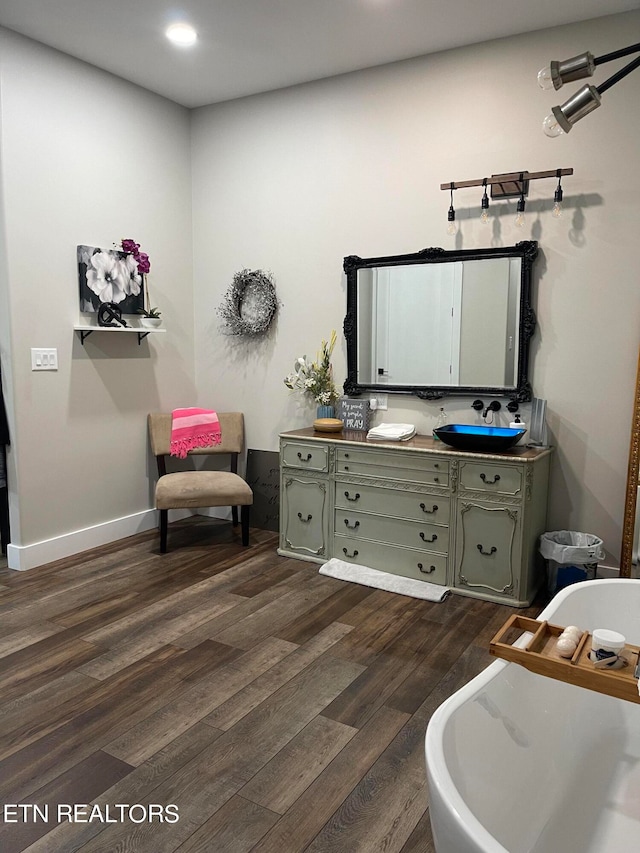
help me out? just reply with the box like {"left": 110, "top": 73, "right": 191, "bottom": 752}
{"left": 147, "top": 412, "right": 253, "bottom": 553}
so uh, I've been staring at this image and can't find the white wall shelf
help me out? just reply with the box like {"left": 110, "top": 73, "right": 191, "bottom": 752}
{"left": 73, "top": 325, "right": 166, "bottom": 345}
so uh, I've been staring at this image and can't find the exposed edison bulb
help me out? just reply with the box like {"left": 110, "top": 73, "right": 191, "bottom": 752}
{"left": 537, "top": 66, "right": 555, "bottom": 90}
{"left": 552, "top": 182, "right": 563, "bottom": 218}
{"left": 446, "top": 202, "right": 456, "bottom": 235}
{"left": 543, "top": 113, "right": 564, "bottom": 138}
{"left": 515, "top": 211, "right": 526, "bottom": 229}
{"left": 480, "top": 187, "right": 490, "bottom": 224}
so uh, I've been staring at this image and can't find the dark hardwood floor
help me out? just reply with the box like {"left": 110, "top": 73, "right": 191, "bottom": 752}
{"left": 0, "top": 518, "right": 544, "bottom": 852}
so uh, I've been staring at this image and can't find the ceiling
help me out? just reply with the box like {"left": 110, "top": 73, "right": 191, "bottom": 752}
{"left": 0, "top": 0, "right": 639, "bottom": 108}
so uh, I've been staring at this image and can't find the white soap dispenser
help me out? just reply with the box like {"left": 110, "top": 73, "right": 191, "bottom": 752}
{"left": 509, "top": 413, "right": 526, "bottom": 442}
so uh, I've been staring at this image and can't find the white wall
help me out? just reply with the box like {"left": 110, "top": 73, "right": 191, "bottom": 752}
{"left": 191, "top": 11, "right": 640, "bottom": 563}
{"left": 1, "top": 12, "right": 638, "bottom": 570}
{"left": 0, "top": 28, "right": 195, "bottom": 567}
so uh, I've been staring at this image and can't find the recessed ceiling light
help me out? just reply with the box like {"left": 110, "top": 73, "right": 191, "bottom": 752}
{"left": 165, "top": 23, "right": 198, "bottom": 47}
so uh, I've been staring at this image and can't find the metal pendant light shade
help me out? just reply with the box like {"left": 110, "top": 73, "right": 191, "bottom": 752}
{"left": 551, "top": 84, "right": 601, "bottom": 133}
{"left": 548, "top": 52, "right": 596, "bottom": 90}
{"left": 540, "top": 42, "right": 640, "bottom": 136}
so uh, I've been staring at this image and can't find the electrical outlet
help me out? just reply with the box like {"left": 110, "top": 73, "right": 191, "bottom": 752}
{"left": 31, "top": 348, "right": 58, "bottom": 371}
{"left": 376, "top": 393, "right": 388, "bottom": 410}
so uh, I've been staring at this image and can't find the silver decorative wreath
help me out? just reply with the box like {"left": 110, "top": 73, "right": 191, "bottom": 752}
{"left": 217, "top": 269, "right": 279, "bottom": 336}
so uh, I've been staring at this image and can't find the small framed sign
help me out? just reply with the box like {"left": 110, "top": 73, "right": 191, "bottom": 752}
{"left": 337, "top": 397, "right": 372, "bottom": 432}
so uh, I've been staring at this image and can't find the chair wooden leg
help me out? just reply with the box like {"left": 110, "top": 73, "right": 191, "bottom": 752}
{"left": 160, "top": 509, "right": 168, "bottom": 553}
{"left": 232, "top": 505, "right": 238, "bottom": 527}
{"left": 241, "top": 505, "right": 250, "bottom": 546}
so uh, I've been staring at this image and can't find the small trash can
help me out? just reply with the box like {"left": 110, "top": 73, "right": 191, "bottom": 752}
{"left": 539, "top": 530, "right": 605, "bottom": 594}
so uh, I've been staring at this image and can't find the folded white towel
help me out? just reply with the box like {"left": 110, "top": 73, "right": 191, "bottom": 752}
{"left": 366, "top": 423, "right": 416, "bottom": 441}
{"left": 319, "top": 558, "right": 449, "bottom": 602}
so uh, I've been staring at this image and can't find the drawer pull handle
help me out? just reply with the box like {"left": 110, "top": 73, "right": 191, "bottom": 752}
{"left": 480, "top": 473, "right": 501, "bottom": 485}
{"left": 344, "top": 466, "right": 349, "bottom": 471}
{"left": 420, "top": 503, "right": 438, "bottom": 514}
{"left": 433, "top": 476, "right": 440, "bottom": 483}
{"left": 344, "top": 491, "right": 361, "bottom": 502}
{"left": 344, "top": 453, "right": 350, "bottom": 458}
{"left": 343, "top": 548, "right": 359, "bottom": 559}
{"left": 297, "top": 512, "right": 312, "bottom": 523}
{"left": 420, "top": 532, "right": 437, "bottom": 543}
{"left": 477, "top": 544, "right": 497, "bottom": 556}
{"left": 344, "top": 519, "right": 360, "bottom": 530}
{"left": 418, "top": 563, "right": 436, "bottom": 574}
{"left": 297, "top": 452, "right": 312, "bottom": 462}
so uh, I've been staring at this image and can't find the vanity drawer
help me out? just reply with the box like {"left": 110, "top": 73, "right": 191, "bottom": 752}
{"left": 334, "top": 536, "right": 447, "bottom": 585}
{"left": 335, "top": 481, "right": 450, "bottom": 524}
{"left": 337, "top": 448, "right": 446, "bottom": 474}
{"left": 336, "top": 462, "right": 447, "bottom": 486}
{"left": 459, "top": 461, "right": 523, "bottom": 497}
{"left": 281, "top": 441, "right": 329, "bottom": 473}
{"left": 336, "top": 454, "right": 448, "bottom": 486}
{"left": 335, "top": 509, "right": 449, "bottom": 555}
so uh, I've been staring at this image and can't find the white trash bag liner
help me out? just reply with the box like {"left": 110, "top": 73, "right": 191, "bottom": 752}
{"left": 539, "top": 530, "right": 605, "bottom": 565}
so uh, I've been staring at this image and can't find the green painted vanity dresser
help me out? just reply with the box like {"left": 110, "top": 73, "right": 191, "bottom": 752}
{"left": 278, "top": 428, "right": 553, "bottom": 607}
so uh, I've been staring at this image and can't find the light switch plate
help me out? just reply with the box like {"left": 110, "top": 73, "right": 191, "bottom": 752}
{"left": 31, "top": 348, "right": 58, "bottom": 370}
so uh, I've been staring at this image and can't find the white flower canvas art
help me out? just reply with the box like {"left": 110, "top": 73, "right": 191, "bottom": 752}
{"left": 77, "top": 244, "right": 145, "bottom": 315}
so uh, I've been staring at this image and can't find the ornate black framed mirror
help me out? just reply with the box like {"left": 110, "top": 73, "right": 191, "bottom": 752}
{"left": 343, "top": 241, "right": 538, "bottom": 401}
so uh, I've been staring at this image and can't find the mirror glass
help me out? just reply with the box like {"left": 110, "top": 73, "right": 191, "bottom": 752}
{"left": 343, "top": 242, "right": 538, "bottom": 401}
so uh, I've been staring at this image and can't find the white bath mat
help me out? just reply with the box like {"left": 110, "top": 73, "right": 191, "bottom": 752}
{"left": 319, "top": 557, "right": 450, "bottom": 602}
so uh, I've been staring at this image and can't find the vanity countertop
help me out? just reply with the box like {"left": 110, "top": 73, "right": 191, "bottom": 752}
{"left": 280, "top": 427, "right": 553, "bottom": 463}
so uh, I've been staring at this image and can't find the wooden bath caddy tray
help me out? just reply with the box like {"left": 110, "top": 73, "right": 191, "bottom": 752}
{"left": 490, "top": 615, "right": 640, "bottom": 705}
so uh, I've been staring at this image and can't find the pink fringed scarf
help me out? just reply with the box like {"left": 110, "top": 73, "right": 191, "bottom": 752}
{"left": 170, "top": 408, "right": 222, "bottom": 458}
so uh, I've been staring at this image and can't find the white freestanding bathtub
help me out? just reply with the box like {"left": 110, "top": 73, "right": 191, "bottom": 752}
{"left": 425, "top": 579, "right": 640, "bottom": 853}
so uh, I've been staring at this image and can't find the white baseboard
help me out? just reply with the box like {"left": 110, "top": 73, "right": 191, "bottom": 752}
{"left": 596, "top": 564, "right": 620, "bottom": 579}
{"left": 6, "top": 506, "right": 231, "bottom": 572}
{"left": 196, "top": 507, "right": 231, "bottom": 520}
{"left": 7, "top": 508, "right": 173, "bottom": 572}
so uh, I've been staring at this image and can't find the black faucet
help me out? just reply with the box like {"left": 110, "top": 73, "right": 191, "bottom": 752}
{"left": 483, "top": 400, "right": 501, "bottom": 418}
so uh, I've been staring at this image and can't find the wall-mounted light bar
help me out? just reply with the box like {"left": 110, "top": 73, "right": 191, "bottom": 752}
{"left": 440, "top": 168, "right": 573, "bottom": 232}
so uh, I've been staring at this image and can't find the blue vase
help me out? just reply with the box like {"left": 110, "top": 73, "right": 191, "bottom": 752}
{"left": 317, "top": 405, "right": 335, "bottom": 419}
